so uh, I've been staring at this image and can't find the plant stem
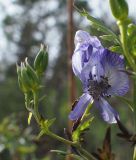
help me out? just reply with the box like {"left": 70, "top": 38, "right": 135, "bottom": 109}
{"left": 76, "top": 144, "right": 96, "bottom": 160}
{"left": 118, "top": 20, "right": 136, "bottom": 72}
{"left": 133, "top": 146, "right": 136, "bottom": 160}
{"left": 33, "top": 91, "right": 41, "bottom": 124}
{"left": 32, "top": 92, "right": 96, "bottom": 160}
{"left": 32, "top": 95, "right": 96, "bottom": 160}
{"left": 47, "top": 131, "right": 76, "bottom": 146}
{"left": 46, "top": 131, "right": 96, "bottom": 160}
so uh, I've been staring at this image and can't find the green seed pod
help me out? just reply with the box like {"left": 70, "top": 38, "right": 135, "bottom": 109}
{"left": 109, "top": 0, "right": 128, "bottom": 21}
{"left": 34, "top": 44, "right": 48, "bottom": 76}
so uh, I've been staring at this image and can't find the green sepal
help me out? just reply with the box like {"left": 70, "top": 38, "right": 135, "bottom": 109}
{"left": 80, "top": 9, "right": 120, "bottom": 44}
{"left": 72, "top": 116, "right": 94, "bottom": 142}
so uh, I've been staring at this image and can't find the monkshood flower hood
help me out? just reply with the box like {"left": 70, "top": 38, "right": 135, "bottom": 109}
{"left": 69, "top": 30, "right": 129, "bottom": 124}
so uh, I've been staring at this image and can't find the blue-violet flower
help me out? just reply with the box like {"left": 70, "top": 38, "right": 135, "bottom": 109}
{"left": 69, "top": 30, "right": 129, "bottom": 124}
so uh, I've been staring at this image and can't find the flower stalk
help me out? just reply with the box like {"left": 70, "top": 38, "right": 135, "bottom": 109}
{"left": 44, "top": 130, "right": 96, "bottom": 160}
{"left": 30, "top": 86, "right": 96, "bottom": 160}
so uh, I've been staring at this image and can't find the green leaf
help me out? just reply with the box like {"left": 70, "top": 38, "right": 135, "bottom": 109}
{"left": 72, "top": 117, "right": 94, "bottom": 142}
{"left": 116, "top": 96, "right": 134, "bottom": 112}
{"left": 39, "top": 95, "right": 46, "bottom": 102}
{"left": 28, "top": 112, "right": 32, "bottom": 125}
{"left": 109, "top": 46, "right": 123, "bottom": 54}
{"left": 41, "top": 118, "right": 56, "bottom": 133}
{"left": 100, "top": 35, "right": 119, "bottom": 45}
{"left": 36, "top": 130, "right": 44, "bottom": 139}
{"left": 80, "top": 9, "right": 120, "bottom": 45}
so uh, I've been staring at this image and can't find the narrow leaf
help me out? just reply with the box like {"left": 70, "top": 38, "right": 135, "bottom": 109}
{"left": 109, "top": 46, "right": 123, "bottom": 54}
{"left": 80, "top": 9, "right": 120, "bottom": 44}
{"left": 72, "top": 117, "right": 94, "bottom": 142}
{"left": 50, "top": 150, "right": 68, "bottom": 156}
{"left": 116, "top": 96, "right": 134, "bottom": 112}
{"left": 100, "top": 35, "right": 119, "bottom": 45}
{"left": 41, "top": 118, "right": 56, "bottom": 133}
{"left": 133, "top": 146, "right": 136, "bottom": 160}
{"left": 50, "top": 150, "right": 84, "bottom": 160}
{"left": 36, "top": 130, "right": 44, "bottom": 139}
{"left": 28, "top": 112, "right": 32, "bottom": 125}
{"left": 46, "top": 118, "right": 56, "bottom": 128}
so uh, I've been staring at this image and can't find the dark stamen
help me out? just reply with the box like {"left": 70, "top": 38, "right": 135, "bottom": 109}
{"left": 88, "top": 76, "right": 111, "bottom": 100}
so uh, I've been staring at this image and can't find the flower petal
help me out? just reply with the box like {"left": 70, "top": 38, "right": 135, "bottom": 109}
{"left": 95, "top": 97, "right": 119, "bottom": 123}
{"left": 69, "top": 93, "right": 93, "bottom": 120}
{"left": 81, "top": 49, "right": 104, "bottom": 89}
{"left": 74, "top": 30, "right": 91, "bottom": 46}
{"left": 74, "top": 30, "right": 102, "bottom": 49}
{"left": 72, "top": 50, "right": 83, "bottom": 79}
{"left": 101, "top": 49, "right": 129, "bottom": 96}
{"left": 72, "top": 30, "right": 103, "bottom": 81}
{"left": 72, "top": 44, "right": 93, "bottom": 81}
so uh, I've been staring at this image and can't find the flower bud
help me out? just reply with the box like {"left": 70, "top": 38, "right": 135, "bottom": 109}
{"left": 16, "top": 64, "right": 30, "bottom": 93}
{"left": 20, "top": 62, "right": 34, "bottom": 91}
{"left": 24, "top": 58, "right": 40, "bottom": 90}
{"left": 109, "top": 0, "right": 128, "bottom": 21}
{"left": 19, "top": 59, "right": 40, "bottom": 91}
{"left": 127, "top": 24, "right": 136, "bottom": 36}
{"left": 127, "top": 24, "right": 136, "bottom": 57}
{"left": 34, "top": 44, "right": 48, "bottom": 76}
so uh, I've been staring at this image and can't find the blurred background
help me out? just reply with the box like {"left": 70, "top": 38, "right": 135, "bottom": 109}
{"left": 0, "top": 0, "right": 136, "bottom": 160}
